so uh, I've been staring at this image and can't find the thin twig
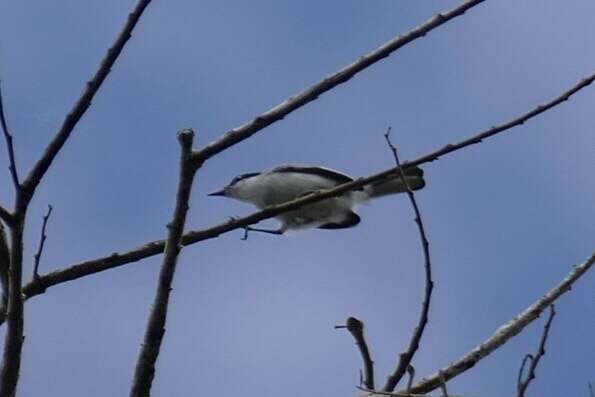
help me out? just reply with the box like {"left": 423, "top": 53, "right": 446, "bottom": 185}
{"left": 19, "top": 71, "right": 595, "bottom": 302}
{"left": 20, "top": 0, "right": 153, "bottom": 203}
{"left": 193, "top": 0, "right": 487, "bottom": 162}
{"left": 516, "top": 355, "right": 533, "bottom": 393}
{"left": 406, "top": 365, "right": 415, "bottom": 392}
{"left": 404, "top": 252, "right": 595, "bottom": 395}
{"left": 32, "top": 205, "right": 53, "bottom": 279}
{"left": 336, "top": 317, "right": 376, "bottom": 390}
{"left": 130, "top": 129, "right": 198, "bottom": 397}
{"left": 516, "top": 304, "right": 556, "bottom": 397}
{"left": 383, "top": 127, "right": 434, "bottom": 392}
{"left": 0, "top": 81, "right": 20, "bottom": 189}
{"left": 438, "top": 371, "right": 449, "bottom": 397}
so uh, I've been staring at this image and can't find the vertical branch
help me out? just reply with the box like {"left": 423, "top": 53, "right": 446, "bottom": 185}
{"left": 0, "top": 81, "right": 20, "bottom": 190}
{"left": 383, "top": 128, "right": 434, "bottom": 392}
{"left": 130, "top": 129, "right": 198, "bottom": 397}
{"left": 32, "top": 205, "right": 53, "bottom": 279}
{"left": 0, "top": 215, "right": 25, "bottom": 397}
{"left": 335, "top": 316, "right": 376, "bottom": 390}
{"left": 516, "top": 304, "right": 556, "bottom": 397}
{"left": 0, "top": 225, "right": 9, "bottom": 324}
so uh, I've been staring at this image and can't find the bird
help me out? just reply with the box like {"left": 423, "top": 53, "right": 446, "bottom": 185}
{"left": 208, "top": 164, "right": 425, "bottom": 235}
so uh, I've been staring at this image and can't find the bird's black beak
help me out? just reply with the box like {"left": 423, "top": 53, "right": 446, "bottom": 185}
{"left": 208, "top": 189, "right": 226, "bottom": 197}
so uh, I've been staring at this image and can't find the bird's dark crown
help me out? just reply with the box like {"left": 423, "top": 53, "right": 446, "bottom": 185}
{"left": 228, "top": 172, "right": 260, "bottom": 187}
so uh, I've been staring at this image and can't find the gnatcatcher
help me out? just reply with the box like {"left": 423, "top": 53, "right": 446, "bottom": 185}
{"left": 209, "top": 164, "right": 425, "bottom": 235}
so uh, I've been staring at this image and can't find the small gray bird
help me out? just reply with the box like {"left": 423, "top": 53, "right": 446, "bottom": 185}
{"left": 209, "top": 164, "right": 425, "bottom": 235}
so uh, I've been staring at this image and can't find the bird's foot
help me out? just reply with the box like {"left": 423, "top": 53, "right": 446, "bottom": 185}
{"left": 241, "top": 226, "right": 284, "bottom": 240}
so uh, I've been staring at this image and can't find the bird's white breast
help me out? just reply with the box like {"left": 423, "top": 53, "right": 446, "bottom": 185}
{"left": 234, "top": 171, "right": 366, "bottom": 230}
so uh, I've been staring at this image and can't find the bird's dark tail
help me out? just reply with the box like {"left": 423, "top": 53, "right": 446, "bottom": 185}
{"left": 367, "top": 166, "right": 425, "bottom": 198}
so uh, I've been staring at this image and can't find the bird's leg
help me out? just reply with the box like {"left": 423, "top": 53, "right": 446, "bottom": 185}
{"left": 241, "top": 226, "right": 284, "bottom": 240}
{"left": 226, "top": 217, "right": 284, "bottom": 240}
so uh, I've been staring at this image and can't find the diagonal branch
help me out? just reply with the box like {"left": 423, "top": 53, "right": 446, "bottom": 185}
{"left": 193, "top": 0, "right": 487, "bottom": 162}
{"left": 20, "top": 70, "right": 595, "bottom": 303}
{"left": 0, "top": 81, "right": 20, "bottom": 190}
{"left": 383, "top": 128, "right": 434, "bottom": 392}
{"left": 20, "top": 0, "right": 153, "bottom": 202}
{"left": 404, "top": 252, "right": 595, "bottom": 395}
{"left": 356, "top": 386, "right": 466, "bottom": 397}
{"left": 32, "top": 205, "right": 53, "bottom": 280}
{"left": 130, "top": 129, "right": 198, "bottom": 397}
{"left": 516, "top": 304, "right": 556, "bottom": 397}
{"left": 336, "top": 316, "right": 376, "bottom": 390}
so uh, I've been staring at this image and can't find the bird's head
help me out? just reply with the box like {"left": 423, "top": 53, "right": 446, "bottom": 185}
{"left": 208, "top": 172, "right": 261, "bottom": 200}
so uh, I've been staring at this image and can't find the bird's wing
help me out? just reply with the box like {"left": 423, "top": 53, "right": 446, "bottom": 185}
{"left": 270, "top": 165, "right": 354, "bottom": 184}
{"left": 317, "top": 211, "right": 361, "bottom": 230}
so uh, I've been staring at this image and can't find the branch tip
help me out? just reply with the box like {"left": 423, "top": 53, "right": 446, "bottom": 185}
{"left": 0, "top": 80, "right": 20, "bottom": 190}
{"left": 177, "top": 128, "right": 195, "bottom": 148}
{"left": 32, "top": 205, "right": 54, "bottom": 279}
{"left": 339, "top": 316, "right": 375, "bottom": 390}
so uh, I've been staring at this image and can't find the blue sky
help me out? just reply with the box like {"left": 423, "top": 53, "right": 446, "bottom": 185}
{"left": 0, "top": 1, "right": 594, "bottom": 396}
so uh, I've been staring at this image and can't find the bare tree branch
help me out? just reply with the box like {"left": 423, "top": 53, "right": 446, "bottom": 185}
{"left": 589, "top": 382, "right": 594, "bottom": 397}
{"left": 0, "top": 216, "right": 25, "bottom": 396}
{"left": 0, "top": 225, "right": 9, "bottom": 325}
{"left": 516, "top": 304, "right": 556, "bottom": 397}
{"left": 0, "top": 81, "right": 20, "bottom": 190}
{"left": 20, "top": 0, "right": 153, "bottom": 202}
{"left": 383, "top": 128, "right": 434, "bottom": 392}
{"left": 336, "top": 316, "right": 376, "bottom": 390}
{"left": 0, "top": 2, "right": 154, "bottom": 394}
{"left": 130, "top": 129, "right": 198, "bottom": 397}
{"left": 404, "top": 252, "right": 595, "bottom": 395}
{"left": 32, "top": 205, "right": 53, "bottom": 280}
{"left": 356, "top": 386, "right": 467, "bottom": 397}
{"left": 193, "top": 0, "right": 487, "bottom": 162}
{"left": 19, "top": 71, "right": 595, "bottom": 304}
